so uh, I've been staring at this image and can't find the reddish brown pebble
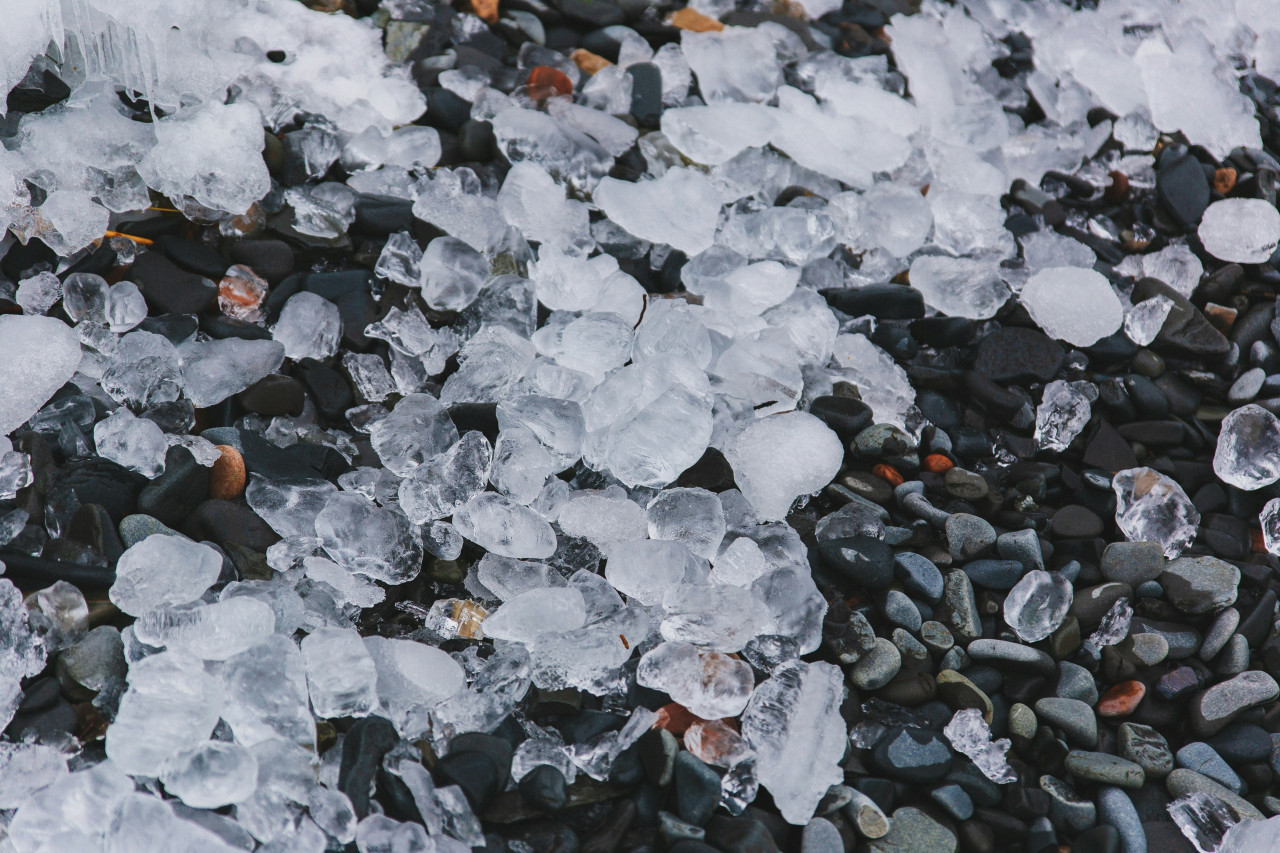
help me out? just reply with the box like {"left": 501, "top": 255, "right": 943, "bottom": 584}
{"left": 665, "top": 7, "right": 724, "bottom": 32}
{"left": 871, "top": 464, "right": 904, "bottom": 487}
{"left": 922, "top": 453, "right": 954, "bottom": 473}
{"left": 1213, "top": 167, "right": 1237, "bottom": 194}
{"left": 1104, "top": 171, "right": 1130, "bottom": 203}
{"left": 1253, "top": 529, "right": 1267, "bottom": 553}
{"left": 526, "top": 66, "right": 573, "bottom": 99}
{"left": 1097, "top": 680, "right": 1145, "bottom": 717}
{"left": 653, "top": 702, "right": 701, "bottom": 736}
{"left": 210, "top": 445, "right": 247, "bottom": 501}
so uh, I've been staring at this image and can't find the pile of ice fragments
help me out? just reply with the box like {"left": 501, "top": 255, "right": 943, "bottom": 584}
{"left": 5, "top": 0, "right": 1280, "bottom": 850}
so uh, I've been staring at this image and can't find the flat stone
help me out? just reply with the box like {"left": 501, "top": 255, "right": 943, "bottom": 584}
{"left": 939, "top": 571, "right": 981, "bottom": 643}
{"left": 930, "top": 784, "right": 973, "bottom": 821}
{"left": 894, "top": 552, "right": 944, "bottom": 602}
{"left": 1205, "top": 723, "right": 1272, "bottom": 763}
{"left": 518, "top": 765, "right": 567, "bottom": 811}
{"left": 1189, "top": 670, "right": 1280, "bottom": 735}
{"left": 1199, "top": 607, "right": 1240, "bottom": 661}
{"left": 1100, "top": 541, "right": 1165, "bottom": 586}
{"left": 966, "top": 639, "right": 1056, "bottom": 676}
{"left": 871, "top": 727, "right": 954, "bottom": 783}
{"left": 130, "top": 251, "right": 218, "bottom": 315}
{"left": 1175, "top": 742, "right": 1242, "bottom": 794}
{"left": 809, "top": 396, "right": 874, "bottom": 442}
{"left": 961, "top": 559, "right": 1025, "bottom": 590}
{"left": 1057, "top": 661, "right": 1100, "bottom": 705}
{"left": 800, "top": 818, "right": 842, "bottom": 853}
{"left": 1156, "top": 148, "right": 1210, "bottom": 228}
{"left": 850, "top": 638, "right": 902, "bottom": 691}
{"left": 1035, "top": 697, "right": 1098, "bottom": 747}
{"left": 996, "top": 529, "right": 1044, "bottom": 572}
{"left": 137, "top": 446, "right": 209, "bottom": 526}
{"left": 1096, "top": 787, "right": 1145, "bottom": 853}
{"left": 118, "top": 514, "right": 182, "bottom": 548}
{"left": 1070, "top": 583, "right": 1134, "bottom": 630}
{"left": 869, "top": 807, "right": 957, "bottom": 853}
{"left": 181, "top": 499, "right": 281, "bottom": 553}
{"left": 1040, "top": 775, "right": 1095, "bottom": 834}
{"left": 1118, "top": 723, "right": 1173, "bottom": 780}
{"left": 945, "top": 514, "right": 996, "bottom": 562}
{"left": 818, "top": 537, "right": 895, "bottom": 589}
{"left": 1165, "top": 769, "right": 1263, "bottom": 820}
{"left": 1064, "top": 751, "right": 1145, "bottom": 788}
{"left": 936, "top": 670, "right": 993, "bottom": 721}
{"left": 919, "top": 621, "right": 954, "bottom": 654}
{"left": 339, "top": 716, "right": 400, "bottom": 818}
{"left": 842, "top": 789, "right": 891, "bottom": 839}
{"left": 943, "top": 468, "right": 988, "bottom": 501}
{"left": 236, "top": 374, "right": 305, "bottom": 417}
{"left": 1009, "top": 703, "right": 1038, "bottom": 741}
{"left": 1097, "top": 681, "right": 1146, "bottom": 718}
{"left": 1160, "top": 556, "right": 1239, "bottom": 615}
{"left": 821, "top": 284, "right": 925, "bottom": 320}
{"left": 882, "top": 590, "right": 921, "bottom": 632}
{"left": 1156, "top": 666, "right": 1204, "bottom": 701}
{"left": 674, "top": 752, "right": 721, "bottom": 826}
{"left": 974, "top": 327, "right": 1064, "bottom": 384}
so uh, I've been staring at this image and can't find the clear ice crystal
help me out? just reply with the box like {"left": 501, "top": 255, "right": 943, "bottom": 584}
{"left": 106, "top": 651, "right": 225, "bottom": 777}
{"left": 943, "top": 708, "right": 1017, "bottom": 784}
{"left": 273, "top": 292, "right": 342, "bottom": 362}
{"left": 301, "top": 627, "right": 379, "bottom": 719}
{"left": 1167, "top": 791, "right": 1247, "bottom": 853}
{"left": 0, "top": 315, "right": 82, "bottom": 436}
{"left": 1002, "top": 570, "right": 1073, "bottom": 642}
{"left": 316, "top": 491, "right": 424, "bottom": 585}
{"left": 93, "top": 408, "right": 168, "bottom": 478}
{"left": 0, "top": 580, "right": 47, "bottom": 734}
{"left": 398, "top": 431, "right": 493, "bottom": 524}
{"left": 452, "top": 492, "right": 558, "bottom": 559}
{"left": 1034, "top": 380, "right": 1093, "bottom": 452}
{"left": 1263, "top": 499, "right": 1280, "bottom": 556}
{"left": 110, "top": 535, "right": 224, "bottom": 617}
{"left": 907, "top": 255, "right": 1009, "bottom": 320}
{"left": 1124, "top": 295, "right": 1176, "bottom": 346}
{"left": 1112, "top": 467, "right": 1200, "bottom": 558}
{"left": 726, "top": 412, "right": 844, "bottom": 522}
{"left": 593, "top": 168, "right": 721, "bottom": 256}
{"left": 1021, "top": 267, "right": 1124, "bottom": 347}
{"left": 1213, "top": 404, "right": 1280, "bottom": 490}
{"left": 1083, "top": 597, "right": 1133, "bottom": 657}
{"left": 159, "top": 741, "right": 259, "bottom": 809}
{"left": 636, "top": 641, "right": 755, "bottom": 719}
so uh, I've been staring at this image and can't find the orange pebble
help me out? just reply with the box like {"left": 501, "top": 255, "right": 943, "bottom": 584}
{"left": 469, "top": 0, "right": 498, "bottom": 23}
{"left": 1096, "top": 680, "right": 1145, "bottom": 718}
{"left": 653, "top": 702, "right": 701, "bottom": 736}
{"left": 871, "top": 464, "right": 904, "bottom": 487}
{"left": 571, "top": 48, "right": 611, "bottom": 75}
{"left": 526, "top": 66, "right": 573, "bottom": 99}
{"left": 1213, "top": 167, "right": 1237, "bottom": 195}
{"left": 209, "top": 445, "right": 247, "bottom": 501}
{"left": 1253, "top": 528, "right": 1268, "bottom": 554}
{"left": 922, "top": 453, "right": 954, "bottom": 473}
{"left": 665, "top": 7, "right": 724, "bottom": 32}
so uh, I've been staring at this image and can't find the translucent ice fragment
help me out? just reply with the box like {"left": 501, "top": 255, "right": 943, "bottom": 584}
{"left": 1199, "top": 198, "right": 1280, "bottom": 264}
{"left": 1124, "top": 295, "right": 1175, "bottom": 346}
{"left": 453, "top": 492, "right": 558, "bottom": 558}
{"left": 398, "top": 431, "right": 492, "bottom": 523}
{"left": 1003, "top": 570, "right": 1072, "bottom": 642}
{"left": 93, "top": 408, "right": 168, "bottom": 478}
{"left": 368, "top": 393, "right": 459, "bottom": 476}
{"left": 481, "top": 587, "right": 588, "bottom": 644}
{"left": 178, "top": 338, "right": 286, "bottom": 408}
{"left": 1083, "top": 597, "right": 1133, "bottom": 657}
{"left": 138, "top": 101, "right": 270, "bottom": 215}
{"left": 726, "top": 412, "right": 843, "bottom": 521}
{"left": 110, "top": 535, "right": 223, "bottom": 617}
{"left": 301, "top": 627, "right": 379, "bottom": 719}
{"left": 943, "top": 708, "right": 1017, "bottom": 784}
{"left": 160, "top": 741, "right": 259, "bottom": 808}
{"left": 593, "top": 168, "right": 721, "bottom": 256}
{"left": 106, "top": 651, "right": 225, "bottom": 776}
{"left": 606, "top": 539, "right": 705, "bottom": 606}
{"left": 1021, "top": 267, "right": 1124, "bottom": 346}
{"left": 0, "top": 315, "right": 82, "bottom": 436}
{"left": 1034, "top": 380, "right": 1092, "bottom": 452}
{"left": 637, "top": 640, "right": 754, "bottom": 719}
{"left": 273, "top": 292, "right": 342, "bottom": 361}
{"left": 316, "top": 491, "right": 424, "bottom": 584}
{"left": 646, "top": 487, "right": 726, "bottom": 561}
{"left": 1113, "top": 467, "right": 1199, "bottom": 558}
{"left": 908, "top": 255, "right": 1009, "bottom": 320}
{"left": 420, "top": 236, "right": 489, "bottom": 312}
{"left": 1214, "top": 404, "right": 1280, "bottom": 490}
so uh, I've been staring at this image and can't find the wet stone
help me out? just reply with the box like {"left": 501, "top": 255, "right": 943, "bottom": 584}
{"left": 1189, "top": 670, "right": 1280, "bottom": 735}
{"left": 871, "top": 727, "right": 954, "bottom": 783}
{"left": 894, "top": 552, "right": 944, "bottom": 602}
{"left": 817, "top": 536, "right": 895, "bottom": 589}
{"left": 1100, "top": 541, "right": 1165, "bottom": 586}
{"left": 973, "top": 327, "right": 1065, "bottom": 384}
{"left": 1063, "top": 751, "right": 1145, "bottom": 788}
{"left": 1159, "top": 556, "right": 1240, "bottom": 615}
{"left": 1034, "top": 697, "right": 1098, "bottom": 748}
{"left": 946, "top": 514, "right": 996, "bottom": 562}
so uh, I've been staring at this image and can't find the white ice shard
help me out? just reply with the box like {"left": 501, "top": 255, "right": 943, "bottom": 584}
{"left": 301, "top": 626, "right": 379, "bottom": 719}
{"left": 908, "top": 255, "right": 1009, "bottom": 320}
{"left": 740, "top": 660, "right": 846, "bottom": 825}
{"left": 1021, "top": 267, "right": 1124, "bottom": 347}
{"left": 593, "top": 168, "right": 721, "bottom": 256}
{"left": 398, "top": 431, "right": 493, "bottom": 524}
{"left": 944, "top": 708, "right": 1017, "bottom": 784}
{"left": 830, "top": 333, "right": 916, "bottom": 430}
{"left": 1083, "top": 597, "right": 1133, "bottom": 657}
{"left": 1113, "top": 467, "right": 1200, "bottom": 558}
{"left": 1124, "top": 295, "right": 1175, "bottom": 346}
{"left": 110, "top": 535, "right": 223, "bottom": 617}
{"left": 159, "top": 741, "right": 259, "bottom": 808}
{"left": 273, "top": 292, "right": 342, "bottom": 362}
{"left": 0, "top": 743, "right": 68, "bottom": 809}
{"left": 106, "top": 651, "right": 225, "bottom": 777}
{"left": 606, "top": 539, "right": 704, "bottom": 606}
{"left": 0, "top": 580, "right": 46, "bottom": 735}
{"left": 660, "top": 103, "right": 777, "bottom": 166}
{"left": 178, "top": 338, "right": 286, "bottom": 408}
{"left": 1035, "top": 380, "right": 1093, "bottom": 452}
{"left": 1262, "top": 499, "right": 1280, "bottom": 557}
{"left": 1003, "top": 570, "right": 1072, "bottom": 643}
{"left": 1214, "top": 404, "right": 1280, "bottom": 490}
{"left": 1199, "top": 199, "right": 1280, "bottom": 264}
{"left": 0, "top": 315, "right": 82, "bottom": 436}
{"left": 93, "top": 408, "right": 168, "bottom": 478}
{"left": 726, "top": 412, "right": 843, "bottom": 521}
{"left": 316, "top": 491, "right": 424, "bottom": 585}
{"left": 133, "top": 597, "right": 277, "bottom": 662}
{"left": 637, "top": 641, "right": 755, "bottom": 719}
{"left": 681, "top": 28, "right": 782, "bottom": 104}
{"left": 453, "top": 492, "right": 558, "bottom": 559}
{"left": 646, "top": 487, "right": 726, "bottom": 561}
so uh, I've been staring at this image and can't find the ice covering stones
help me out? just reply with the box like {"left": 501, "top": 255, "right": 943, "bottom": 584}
{"left": 1021, "top": 267, "right": 1124, "bottom": 347}
{"left": 741, "top": 660, "right": 846, "bottom": 824}
{"left": 0, "top": 315, "right": 81, "bottom": 436}
{"left": 1198, "top": 198, "right": 1280, "bottom": 263}
{"left": 1113, "top": 467, "right": 1201, "bottom": 558}
{"left": 1213, "top": 404, "right": 1280, "bottom": 490}
{"left": 727, "top": 412, "right": 844, "bottom": 521}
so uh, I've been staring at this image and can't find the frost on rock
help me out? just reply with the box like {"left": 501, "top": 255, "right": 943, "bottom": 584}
{"left": 1113, "top": 467, "right": 1200, "bottom": 558}
{"left": 1214, "top": 404, "right": 1280, "bottom": 490}
{"left": 944, "top": 708, "right": 1017, "bottom": 784}
{"left": 726, "top": 412, "right": 843, "bottom": 521}
{"left": 741, "top": 660, "right": 846, "bottom": 825}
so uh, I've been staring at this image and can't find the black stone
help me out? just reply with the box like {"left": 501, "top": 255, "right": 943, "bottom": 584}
{"left": 1156, "top": 149, "right": 1211, "bottom": 229}
{"left": 870, "top": 727, "right": 954, "bottom": 782}
{"left": 820, "top": 284, "right": 925, "bottom": 320}
{"left": 817, "top": 536, "right": 895, "bottom": 588}
{"left": 518, "top": 765, "right": 568, "bottom": 811}
{"left": 48, "top": 457, "right": 146, "bottom": 525}
{"left": 226, "top": 239, "right": 295, "bottom": 284}
{"left": 809, "top": 396, "right": 873, "bottom": 443}
{"left": 339, "top": 716, "right": 400, "bottom": 818}
{"left": 154, "top": 235, "right": 231, "bottom": 280}
{"left": 1132, "top": 278, "right": 1230, "bottom": 360}
{"left": 973, "top": 327, "right": 1064, "bottom": 384}
{"left": 137, "top": 446, "right": 210, "bottom": 526}
{"left": 674, "top": 752, "right": 721, "bottom": 826}
{"left": 705, "top": 816, "right": 782, "bottom": 853}
{"left": 675, "top": 447, "right": 737, "bottom": 492}
{"left": 130, "top": 251, "right": 218, "bottom": 315}
{"left": 236, "top": 375, "right": 306, "bottom": 417}
{"left": 627, "top": 63, "right": 663, "bottom": 127}
{"left": 911, "top": 316, "right": 974, "bottom": 347}
{"left": 435, "top": 749, "right": 502, "bottom": 812}
{"left": 180, "top": 500, "right": 280, "bottom": 552}
{"left": 297, "top": 359, "right": 354, "bottom": 419}
{"left": 66, "top": 502, "right": 125, "bottom": 566}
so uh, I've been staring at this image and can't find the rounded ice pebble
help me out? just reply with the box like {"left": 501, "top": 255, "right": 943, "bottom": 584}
{"left": 110, "top": 535, "right": 223, "bottom": 617}
{"left": 0, "top": 315, "right": 82, "bottom": 436}
{"left": 726, "top": 412, "right": 844, "bottom": 521}
{"left": 1002, "top": 570, "right": 1072, "bottom": 642}
{"left": 453, "top": 492, "right": 558, "bottom": 558}
{"left": 1020, "top": 267, "right": 1124, "bottom": 346}
{"left": 636, "top": 641, "right": 755, "bottom": 719}
{"left": 1199, "top": 198, "right": 1280, "bottom": 263}
{"left": 1213, "top": 403, "right": 1280, "bottom": 490}
{"left": 159, "top": 741, "right": 258, "bottom": 808}
{"left": 908, "top": 255, "right": 1008, "bottom": 319}
{"left": 273, "top": 292, "right": 342, "bottom": 361}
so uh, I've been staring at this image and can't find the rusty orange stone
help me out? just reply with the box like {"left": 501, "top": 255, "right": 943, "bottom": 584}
{"left": 922, "top": 453, "right": 954, "bottom": 474}
{"left": 571, "top": 48, "right": 611, "bottom": 75}
{"left": 1253, "top": 528, "right": 1268, "bottom": 553}
{"left": 526, "top": 66, "right": 573, "bottom": 99}
{"left": 209, "top": 445, "right": 247, "bottom": 501}
{"left": 1096, "top": 680, "right": 1145, "bottom": 717}
{"left": 469, "top": 0, "right": 499, "bottom": 23}
{"left": 1104, "top": 170, "right": 1129, "bottom": 204}
{"left": 1213, "top": 167, "right": 1237, "bottom": 195}
{"left": 653, "top": 703, "right": 701, "bottom": 736}
{"left": 666, "top": 7, "right": 724, "bottom": 32}
{"left": 871, "top": 464, "right": 904, "bottom": 487}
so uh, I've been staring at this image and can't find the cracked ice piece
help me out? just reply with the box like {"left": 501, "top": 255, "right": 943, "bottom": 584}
{"left": 646, "top": 487, "right": 726, "bottom": 561}
{"left": 316, "top": 491, "right": 424, "bottom": 585}
{"left": 637, "top": 641, "right": 754, "bottom": 719}
{"left": 133, "top": 597, "right": 276, "bottom": 661}
{"left": 301, "top": 627, "right": 379, "bottom": 719}
{"left": 1034, "top": 380, "right": 1092, "bottom": 452}
{"left": 106, "top": 651, "right": 225, "bottom": 776}
{"left": 273, "top": 292, "right": 342, "bottom": 361}
{"left": 159, "top": 741, "right": 259, "bottom": 808}
{"left": 1199, "top": 199, "right": 1280, "bottom": 264}
{"left": 178, "top": 338, "right": 286, "bottom": 408}
{"left": 110, "top": 535, "right": 223, "bottom": 617}
{"left": 1112, "top": 467, "right": 1200, "bottom": 558}
{"left": 1124, "top": 295, "right": 1175, "bottom": 346}
{"left": 93, "top": 408, "right": 168, "bottom": 478}
{"left": 1262, "top": 499, "right": 1280, "bottom": 556}
{"left": 482, "top": 587, "right": 588, "bottom": 644}
{"left": 1083, "top": 597, "right": 1132, "bottom": 657}
{"left": 943, "top": 708, "right": 1017, "bottom": 784}
{"left": 0, "top": 580, "right": 46, "bottom": 735}
{"left": 593, "top": 168, "right": 721, "bottom": 256}
{"left": 453, "top": 492, "right": 557, "bottom": 559}
{"left": 1021, "top": 267, "right": 1124, "bottom": 347}
{"left": 369, "top": 393, "right": 459, "bottom": 477}
{"left": 1003, "top": 570, "right": 1072, "bottom": 643}
{"left": 726, "top": 412, "right": 843, "bottom": 521}
{"left": 0, "top": 315, "right": 82, "bottom": 436}
{"left": 1213, "top": 404, "right": 1280, "bottom": 490}
{"left": 398, "top": 431, "right": 492, "bottom": 524}
{"left": 907, "top": 255, "right": 1009, "bottom": 320}
{"left": 1168, "top": 791, "right": 1247, "bottom": 853}
{"left": 740, "top": 660, "right": 846, "bottom": 825}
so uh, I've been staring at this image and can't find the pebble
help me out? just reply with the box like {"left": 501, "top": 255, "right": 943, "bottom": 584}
{"left": 1058, "top": 661, "right": 1100, "bottom": 704}
{"left": 1064, "top": 751, "right": 1145, "bottom": 788}
{"left": 945, "top": 513, "right": 996, "bottom": 562}
{"left": 54, "top": 625, "right": 125, "bottom": 701}
{"left": 930, "top": 784, "right": 974, "bottom": 820}
{"left": 1174, "top": 742, "right": 1243, "bottom": 793}
{"left": 943, "top": 467, "right": 988, "bottom": 500}
{"left": 1189, "top": 670, "right": 1280, "bottom": 735}
{"left": 1199, "top": 607, "right": 1240, "bottom": 661}
{"left": 1118, "top": 723, "right": 1173, "bottom": 780}
{"left": 817, "top": 536, "right": 895, "bottom": 589}
{"left": 996, "top": 529, "right": 1044, "bottom": 571}
{"left": 518, "top": 765, "right": 568, "bottom": 811}
{"left": 961, "top": 559, "right": 1025, "bottom": 589}
{"left": 1159, "top": 556, "right": 1240, "bottom": 615}
{"left": 893, "top": 552, "right": 944, "bottom": 602}
{"left": 850, "top": 638, "right": 903, "bottom": 690}
{"left": 209, "top": 444, "right": 247, "bottom": 501}
{"left": 966, "top": 639, "right": 1056, "bottom": 676}
{"left": 1052, "top": 504, "right": 1104, "bottom": 538}
{"left": 1040, "top": 774, "right": 1096, "bottom": 833}
{"left": 674, "top": 752, "right": 721, "bottom": 826}
{"left": 1165, "top": 768, "right": 1264, "bottom": 820}
{"left": 871, "top": 727, "right": 953, "bottom": 783}
{"left": 882, "top": 590, "right": 922, "bottom": 632}
{"left": 868, "top": 807, "right": 957, "bottom": 853}
{"left": 1097, "top": 681, "right": 1146, "bottom": 718}
{"left": 973, "top": 327, "right": 1064, "bottom": 384}
{"left": 800, "top": 818, "right": 842, "bottom": 853}
{"left": 939, "top": 571, "right": 982, "bottom": 642}
{"left": 936, "top": 670, "right": 993, "bottom": 720}
{"left": 1099, "top": 541, "right": 1165, "bottom": 586}
{"left": 842, "top": 789, "right": 891, "bottom": 839}
{"left": 1096, "top": 786, "right": 1146, "bottom": 853}
{"left": 1035, "top": 697, "right": 1098, "bottom": 747}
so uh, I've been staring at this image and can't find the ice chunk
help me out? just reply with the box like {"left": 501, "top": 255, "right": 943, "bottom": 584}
{"left": 647, "top": 488, "right": 726, "bottom": 561}
{"left": 593, "top": 168, "right": 721, "bottom": 256}
{"left": 374, "top": 232, "right": 422, "bottom": 287}
{"left": 1199, "top": 198, "right": 1280, "bottom": 263}
{"left": 695, "top": 260, "right": 800, "bottom": 315}
{"left": 1021, "top": 267, "right": 1125, "bottom": 346}
{"left": 160, "top": 741, "right": 259, "bottom": 808}
{"left": 369, "top": 393, "right": 459, "bottom": 476}
{"left": 0, "top": 580, "right": 46, "bottom": 735}
{"left": 1214, "top": 404, "right": 1280, "bottom": 490}
{"left": 944, "top": 708, "right": 1017, "bottom": 784}
{"left": 491, "top": 106, "right": 614, "bottom": 193}
{"left": 412, "top": 167, "right": 505, "bottom": 252}
{"left": 1262, "top": 499, "right": 1280, "bottom": 556}
{"left": 440, "top": 326, "right": 538, "bottom": 406}
{"left": 606, "top": 539, "right": 704, "bottom": 605}
{"left": 137, "top": 101, "right": 271, "bottom": 215}
{"left": 1035, "top": 380, "right": 1093, "bottom": 452}
{"left": 453, "top": 492, "right": 558, "bottom": 558}
{"left": 273, "top": 293, "right": 342, "bottom": 361}
{"left": 726, "top": 412, "right": 843, "bottom": 521}
{"left": 301, "top": 627, "right": 379, "bottom": 719}
{"left": 93, "top": 408, "right": 168, "bottom": 478}
{"left": 106, "top": 651, "right": 225, "bottom": 776}
{"left": 179, "top": 338, "right": 286, "bottom": 408}
{"left": 490, "top": 427, "right": 556, "bottom": 504}
{"left": 1167, "top": 791, "right": 1246, "bottom": 853}
{"left": 246, "top": 476, "right": 338, "bottom": 539}
{"left": 660, "top": 103, "right": 777, "bottom": 166}
{"left": 482, "top": 587, "right": 588, "bottom": 644}
{"left": 1003, "top": 570, "right": 1072, "bottom": 642}
{"left": 16, "top": 271, "right": 62, "bottom": 315}
{"left": 133, "top": 597, "right": 276, "bottom": 661}
{"left": 557, "top": 494, "right": 648, "bottom": 554}
{"left": 496, "top": 395, "right": 586, "bottom": 469}
{"left": 1124, "top": 295, "right": 1175, "bottom": 346}
{"left": 769, "top": 87, "right": 910, "bottom": 187}
{"left": 1083, "top": 597, "right": 1133, "bottom": 658}
{"left": 637, "top": 641, "right": 755, "bottom": 719}
{"left": 928, "top": 189, "right": 1014, "bottom": 257}
{"left": 316, "top": 491, "right": 424, "bottom": 584}
{"left": 0, "top": 315, "right": 82, "bottom": 436}
{"left": 682, "top": 28, "right": 781, "bottom": 103}
{"left": 1022, "top": 231, "right": 1098, "bottom": 271}
{"left": 661, "top": 583, "right": 770, "bottom": 651}
{"left": 908, "top": 255, "right": 1009, "bottom": 320}
{"left": 858, "top": 183, "right": 933, "bottom": 257}
{"left": 741, "top": 660, "right": 846, "bottom": 824}
{"left": 497, "top": 161, "right": 593, "bottom": 255}
{"left": 0, "top": 743, "right": 68, "bottom": 809}
{"left": 364, "top": 637, "right": 465, "bottom": 729}
{"left": 305, "top": 556, "right": 385, "bottom": 608}
{"left": 216, "top": 635, "right": 314, "bottom": 748}
{"left": 399, "top": 432, "right": 493, "bottom": 524}
{"left": 1113, "top": 467, "right": 1200, "bottom": 558}
{"left": 110, "top": 535, "right": 223, "bottom": 617}
{"left": 830, "top": 333, "right": 915, "bottom": 430}
{"left": 1117, "top": 243, "right": 1203, "bottom": 298}
{"left": 420, "top": 237, "right": 490, "bottom": 312}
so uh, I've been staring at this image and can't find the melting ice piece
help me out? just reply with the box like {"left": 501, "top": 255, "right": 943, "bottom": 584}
{"left": 420, "top": 236, "right": 489, "bottom": 312}
{"left": 110, "top": 535, "right": 223, "bottom": 617}
{"left": 681, "top": 28, "right": 782, "bottom": 104}
{"left": 741, "top": 660, "right": 846, "bottom": 825}
{"left": 159, "top": 741, "right": 259, "bottom": 808}
{"left": 1003, "top": 570, "right": 1072, "bottom": 642}
{"left": 1213, "top": 404, "right": 1280, "bottom": 490}
{"left": 907, "top": 255, "right": 1009, "bottom": 320}
{"left": 637, "top": 641, "right": 754, "bottom": 719}
{"left": 1021, "top": 267, "right": 1124, "bottom": 347}
{"left": 1124, "top": 295, "right": 1175, "bottom": 346}
{"left": 1168, "top": 791, "right": 1247, "bottom": 853}
{"left": 0, "top": 315, "right": 82, "bottom": 436}
{"left": 0, "top": 580, "right": 46, "bottom": 735}
{"left": 0, "top": 743, "right": 67, "bottom": 809}
{"left": 593, "top": 168, "right": 721, "bottom": 256}
{"left": 93, "top": 408, "right": 168, "bottom": 478}
{"left": 1034, "top": 380, "right": 1092, "bottom": 452}
{"left": 398, "top": 431, "right": 493, "bottom": 524}
{"left": 726, "top": 412, "right": 843, "bottom": 521}
{"left": 301, "top": 626, "right": 379, "bottom": 719}
{"left": 316, "top": 491, "right": 424, "bottom": 585}
{"left": 106, "top": 651, "right": 224, "bottom": 776}
{"left": 830, "top": 333, "right": 915, "bottom": 430}
{"left": 1262, "top": 499, "right": 1280, "bottom": 556}
{"left": 943, "top": 708, "right": 1017, "bottom": 784}
{"left": 1083, "top": 597, "right": 1133, "bottom": 657}
{"left": 1218, "top": 814, "right": 1280, "bottom": 853}
{"left": 178, "top": 338, "right": 285, "bottom": 408}
{"left": 246, "top": 476, "right": 338, "bottom": 539}
{"left": 453, "top": 492, "right": 557, "bottom": 559}
{"left": 363, "top": 637, "right": 465, "bottom": 732}
{"left": 481, "top": 587, "right": 588, "bottom": 644}
{"left": 660, "top": 102, "right": 777, "bottom": 166}
{"left": 1112, "top": 467, "right": 1200, "bottom": 558}
{"left": 273, "top": 292, "right": 342, "bottom": 361}
{"left": 133, "top": 597, "right": 276, "bottom": 661}
{"left": 605, "top": 539, "right": 704, "bottom": 606}
{"left": 646, "top": 487, "right": 726, "bottom": 562}
{"left": 369, "top": 393, "right": 459, "bottom": 477}
{"left": 1199, "top": 199, "right": 1280, "bottom": 264}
